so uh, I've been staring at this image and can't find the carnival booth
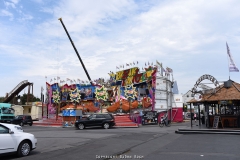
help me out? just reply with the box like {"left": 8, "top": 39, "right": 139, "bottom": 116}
{"left": 61, "top": 103, "right": 83, "bottom": 127}
{"left": 188, "top": 75, "right": 240, "bottom": 128}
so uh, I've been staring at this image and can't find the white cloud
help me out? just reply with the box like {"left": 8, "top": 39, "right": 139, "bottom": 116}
{"left": 4, "top": 0, "right": 19, "bottom": 8}
{"left": 0, "top": 9, "right": 14, "bottom": 20}
{"left": 10, "top": 0, "right": 20, "bottom": 4}
{"left": 18, "top": 13, "right": 33, "bottom": 21}
{"left": 4, "top": 1, "right": 16, "bottom": 8}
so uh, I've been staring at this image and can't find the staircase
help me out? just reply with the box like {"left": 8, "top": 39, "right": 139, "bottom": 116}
{"left": 4, "top": 80, "right": 33, "bottom": 103}
{"left": 114, "top": 115, "right": 139, "bottom": 128}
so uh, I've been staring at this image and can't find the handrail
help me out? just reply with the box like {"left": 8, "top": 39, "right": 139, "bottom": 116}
{"left": 7, "top": 80, "right": 29, "bottom": 98}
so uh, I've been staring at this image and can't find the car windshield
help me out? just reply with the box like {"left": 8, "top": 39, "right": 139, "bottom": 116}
{"left": 88, "top": 114, "right": 93, "bottom": 119}
{"left": 88, "top": 114, "right": 96, "bottom": 119}
{"left": 15, "top": 115, "right": 23, "bottom": 119}
{"left": 1, "top": 108, "right": 14, "bottom": 114}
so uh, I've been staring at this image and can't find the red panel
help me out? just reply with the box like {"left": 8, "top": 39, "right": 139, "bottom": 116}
{"left": 157, "top": 108, "right": 183, "bottom": 123}
{"left": 172, "top": 108, "right": 183, "bottom": 122}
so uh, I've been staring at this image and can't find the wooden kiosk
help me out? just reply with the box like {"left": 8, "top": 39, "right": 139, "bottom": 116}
{"left": 188, "top": 75, "right": 240, "bottom": 129}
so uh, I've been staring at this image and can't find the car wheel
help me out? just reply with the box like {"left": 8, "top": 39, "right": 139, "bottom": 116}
{"left": 17, "top": 140, "right": 31, "bottom": 157}
{"left": 78, "top": 123, "right": 85, "bottom": 130}
{"left": 20, "top": 122, "right": 24, "bottom": 126}
{"left": 103, "top": 123, "right": 110, "bottom": 129}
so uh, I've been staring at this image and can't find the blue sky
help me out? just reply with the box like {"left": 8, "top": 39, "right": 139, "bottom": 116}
{"left": 0, "top": 0, "right": 240, "bottom": 98}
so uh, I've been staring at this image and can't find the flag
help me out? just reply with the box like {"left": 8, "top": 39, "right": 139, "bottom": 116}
{"left": 145, "top": 63, "right": 146, "bottom": 66}
{"left": 41, "top": 86, "right": 44, "bottom": 92}
{"left": 45, "top": 76, "right": 47, "bottom": 79}
{"left": 116, "top": 66, "right": 119, "bottom": 69}
{"left": 148, "top": 62, "right": 150, "bottom": 65}
{"left": 130, "top": 63, "right": 132, "bottom": 66}
{"left": 126, "top": 63, "right": 129, "bottom": 66}
{"left": 166, "top": 67, "right": 173, "bottom": 73}
{"left": 66, "top": 78, "right": 70, "bottom": 81}
{"left": 226, "top": 42, "right": 239, "bottom": 72}
{"left": 50, "top": 79, "right": 52, "bottom": 82}
{"left": 54, "top": 78, "right": 56, "bottom": 80}
{"left": 57, "top": 76, "right": 60, "bottom": 80}
{"left": 133, "top": 62, "right": 135, "bottom": 65}
{"left": 137, "top": 61, "right": 138, "bottom": 64}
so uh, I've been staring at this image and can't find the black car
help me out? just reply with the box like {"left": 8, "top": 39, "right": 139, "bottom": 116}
{"left": 75, "top": 113, "right": 115, "bottom": 130}
{"left": 11, "top": 115, "right": 33, "bottom": 126}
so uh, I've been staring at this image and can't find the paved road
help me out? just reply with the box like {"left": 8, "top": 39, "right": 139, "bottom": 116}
{"left": 2, "top": 122, "right": 240, "bottom": 160}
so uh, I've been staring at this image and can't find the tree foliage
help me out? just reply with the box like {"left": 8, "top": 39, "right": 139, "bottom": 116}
{"left": 0, "top": 97, "right": 5, "bottom": 103}
{"left": 20, "top": 93, "right": 40, "bottom": 105}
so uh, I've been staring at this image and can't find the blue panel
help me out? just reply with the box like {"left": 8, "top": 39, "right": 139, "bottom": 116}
{"left": 62, "top": 110, "right": 70, "bottom": 116}
{"left": 69, "top": 110, "right": 76, "bottom": 116}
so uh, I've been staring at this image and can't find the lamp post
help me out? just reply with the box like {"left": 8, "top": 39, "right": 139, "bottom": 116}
{"left": 41, "top": 87, "right": 44, "bottom": 119}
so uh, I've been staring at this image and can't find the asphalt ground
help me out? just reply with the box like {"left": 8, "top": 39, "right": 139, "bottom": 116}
{"left": 1, "top": 121, "right": 240, "bottom": 160}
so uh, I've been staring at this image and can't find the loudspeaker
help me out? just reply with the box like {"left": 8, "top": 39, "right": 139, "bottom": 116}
{"left": 81, "top": 93, "right": 85, "bottom": 99}
{"left": 145, "top": 89, "right": 149, "bottom": 95}
{"left": 67, "top": 93, "right": 70, "bottom": 100}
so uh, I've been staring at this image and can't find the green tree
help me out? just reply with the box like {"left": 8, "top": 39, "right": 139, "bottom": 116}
{"left": 20, "top": 94, "right": 40, "bottom": 105}
{"left": 0, "top": 97, "right": 5, "bottom": 103}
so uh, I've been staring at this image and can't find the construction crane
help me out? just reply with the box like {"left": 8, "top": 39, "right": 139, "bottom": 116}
{"left": 58, "top": 18, "right": 92, "bottom": 85}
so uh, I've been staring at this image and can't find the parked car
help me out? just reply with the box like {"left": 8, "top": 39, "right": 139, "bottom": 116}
{"left": 0, "top": 123, "right": 37, "bottom": 157}
{"left": 75, "top": 113, "right": 115, "bottom": 130}
{"left": 10, "top": 115, "right": 33, "bottom": 126}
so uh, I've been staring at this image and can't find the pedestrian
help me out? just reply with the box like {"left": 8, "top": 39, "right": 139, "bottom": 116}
{"left": 194, "top": 113, "right": 197, "bottom": 123}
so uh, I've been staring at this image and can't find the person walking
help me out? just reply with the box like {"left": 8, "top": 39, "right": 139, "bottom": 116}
{"left": 194, "top": 113, "right": 197, "bottom": 123}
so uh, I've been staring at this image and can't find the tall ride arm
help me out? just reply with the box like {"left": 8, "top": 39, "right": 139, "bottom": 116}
{"left": 58, "top": 18, "right": 92, "bottom": 85}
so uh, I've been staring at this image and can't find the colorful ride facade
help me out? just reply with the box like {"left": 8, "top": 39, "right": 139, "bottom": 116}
{"left": 44, "top": 62, "right": 183, "bottom": 123}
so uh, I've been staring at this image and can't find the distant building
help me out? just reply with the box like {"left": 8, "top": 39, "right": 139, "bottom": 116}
{"left": 172, "top": 81, "right": 179, "bottom": 94}
{"left": 182, "top": 90, "right": 194, "bottom": 105}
